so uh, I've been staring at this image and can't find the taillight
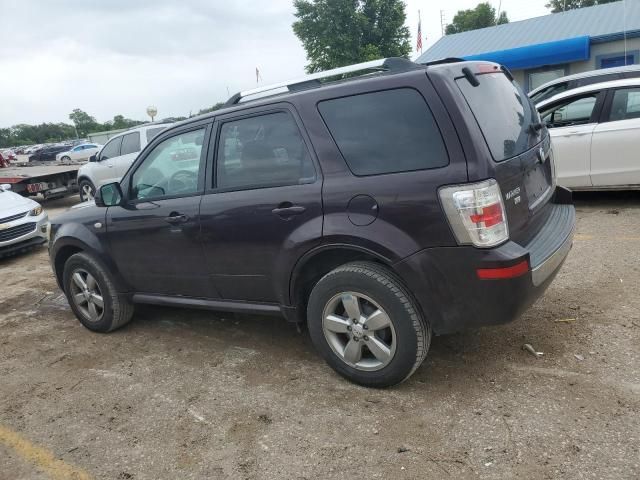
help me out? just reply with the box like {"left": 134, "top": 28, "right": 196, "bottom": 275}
{"left": 439, "top": 179, "right": 509, "bottom": 248}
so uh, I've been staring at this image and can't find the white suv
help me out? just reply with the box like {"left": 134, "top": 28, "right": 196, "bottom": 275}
{"left": 77, "top": 123, "right": 171, "bottom": 201}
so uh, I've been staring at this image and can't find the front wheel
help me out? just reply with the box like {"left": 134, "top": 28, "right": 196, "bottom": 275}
{"left": 63, "top": 252, "right": 134, "bottom": 332}
{"left": 61, "top": 155, "right": 71, "bottom": 162}
{"left": 78, "top": 179, "right": 95, "bottom": 202}
{"left": 307, "top": 262, "right": 430, "bottom": 387}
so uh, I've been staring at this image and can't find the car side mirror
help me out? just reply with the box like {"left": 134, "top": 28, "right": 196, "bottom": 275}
{"left": 95, "top": 182, "right": 124, "bottom": 207}
{"left": 0, "top": 183, "right": 12, "bottom": 191}
{"left": 89, "top": 154, "right": 97, "bottom": 162}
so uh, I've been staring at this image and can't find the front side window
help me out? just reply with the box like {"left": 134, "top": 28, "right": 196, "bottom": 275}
{"left": 540, "top": 94, "right": 598, "bottom": 128}
{"left": 318, "top": 88, "right": 449, "bottom": 175}
{"left": 131, "top": 128, "right": 206, "bottom": 200}
{"left": 216, "top": 112, "right": 315, "bottom": 190}
{"left": 608, "top": 88, "right": 640, "bottom": 122}
{"left": 120, "top": 132, "right": 141, "bottom": 155}
{"left": 100, "top": 137, "right": 122, "bottom": 160}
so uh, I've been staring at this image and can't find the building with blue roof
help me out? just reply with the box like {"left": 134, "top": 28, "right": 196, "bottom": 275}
{"left": 416, "top": 1, "right": 640, "bottom": 91}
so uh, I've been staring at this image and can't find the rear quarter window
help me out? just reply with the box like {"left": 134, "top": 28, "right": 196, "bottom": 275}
{"left": 318, "top": 88, "right": 449, "bottom": 176}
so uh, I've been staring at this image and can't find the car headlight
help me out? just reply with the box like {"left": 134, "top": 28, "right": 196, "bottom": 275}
{"left": 29, "top": 205, "right": 43, "bottom": 216}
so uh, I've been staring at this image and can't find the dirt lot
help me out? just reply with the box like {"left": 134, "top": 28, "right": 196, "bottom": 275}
{"left": 1, "top": 193, "right": 639, "bottom": 480}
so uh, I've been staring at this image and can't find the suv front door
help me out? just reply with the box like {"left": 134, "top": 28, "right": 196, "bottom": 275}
{"left": 95, "top": 136, "right": 123, "bottom": 187}
{"left": 106, "top": 125, "right": 213, "bottom": 297}
{"left": 200, "top": 108, "right": 322, "bottom": 303}
{"left": 541, "top": 92, "right": 603, "bottom": 188}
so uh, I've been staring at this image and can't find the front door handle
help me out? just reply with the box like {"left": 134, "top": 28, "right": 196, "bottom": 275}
{"left": 165, "top": 213, "right": 189, "bottom": 224}
{"left": 272, "top": 204, "right": 306, "bottom": 218}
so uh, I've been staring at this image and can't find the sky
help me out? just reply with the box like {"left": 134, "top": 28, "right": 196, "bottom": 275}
{"left": 0, "top": 0, "right": 550, "bottom": 127}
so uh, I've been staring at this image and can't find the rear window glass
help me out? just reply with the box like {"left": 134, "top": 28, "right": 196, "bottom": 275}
{"left": 318, "top": 88, "right": 449, "bottom": 176}
{"left": 457, "top": 73, "right": 542, "bottom": 162}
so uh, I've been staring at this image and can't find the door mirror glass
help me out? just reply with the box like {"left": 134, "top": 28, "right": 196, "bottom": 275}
{"left": 89, "top": 154, "right": 97, "bottom": 162}
{"left": 95, "top": 182, "right": 123, "bottom": 207}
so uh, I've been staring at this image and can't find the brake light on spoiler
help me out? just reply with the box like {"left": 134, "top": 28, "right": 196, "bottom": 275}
{"left": 439, "top": 179, "right": 509, "bottom": 248}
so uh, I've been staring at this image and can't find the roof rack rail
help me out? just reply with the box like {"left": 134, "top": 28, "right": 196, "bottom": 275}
{"left": 226, "top": 57, "right": 421, "bottom": 106}
{"left": 418, "top": 57, "right": 464, "bottom": 66}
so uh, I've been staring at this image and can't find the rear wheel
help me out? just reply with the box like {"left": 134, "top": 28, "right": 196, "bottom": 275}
{"left": 79, "top": 179, "right": 95, "bottom": 202}
{"left": 307, "top": 262, "right": 430, "bottom": 387}
{"left": 63, "top": 252, "right": 134, "bottom": 332}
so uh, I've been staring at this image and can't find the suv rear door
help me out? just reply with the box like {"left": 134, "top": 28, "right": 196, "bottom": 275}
{"left": 591, "top": 86, "right": 640, "bottom": 186}
{"left": 199, "top": 106, "right": 322, "bottom": 303}
{"left": 430, "top": 62, "right": 556, "bottom": 244}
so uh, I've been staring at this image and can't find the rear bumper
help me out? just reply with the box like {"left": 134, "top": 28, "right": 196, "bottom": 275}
{"left": 395, "top": 188, "right": 575, "bottom": 335}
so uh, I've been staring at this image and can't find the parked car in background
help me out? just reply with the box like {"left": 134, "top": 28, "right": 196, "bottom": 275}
{"left": 55, "top": 143, "right": 102, "bottom": 163}
{"left": 28, "top": 145, "right": 72, "bottom": 162}
{"left": 0, "top": 184, "right": 48, "bottom": 257}
{"left": 50, "top": 58, "right": 575, "bottom": 387}
{"left": 538, "top": 78, "right": 640, "bottom": 190}
{"left": 76, "top": 123, "right": 171, "bottom": 201}
{"left": 530, "top": 64, "right": 640, "bottom": 105}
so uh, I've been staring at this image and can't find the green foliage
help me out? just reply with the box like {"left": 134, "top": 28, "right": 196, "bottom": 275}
{"left": 68, "top": 108, "right": 100, "bottom": 137}
{"left": 546, "top": 0, "right": 619, "bottom": 13}
{"left": 445, "top": 2, "right": 509, "bottom": 35}
{"left": 197, "top": 102, "right": 226, "bottom": 115}
{"left": 293, "top": 0, "right": 411, "bottom": 73}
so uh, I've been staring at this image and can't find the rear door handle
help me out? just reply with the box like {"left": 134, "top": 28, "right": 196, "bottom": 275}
{"left": 165, "top": 213, "right": 189, "bottom": 224}
{"left": 272, "top": 205, "right": 306, "bottom": 217}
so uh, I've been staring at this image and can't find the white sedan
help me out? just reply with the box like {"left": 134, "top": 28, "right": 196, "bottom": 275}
{"left": 55, "top": 143, "right": 102, "bottom": 163}
{"left": 0, "top": 184, "right": 49, "bottom": 257}
{"left": 538, "top": 78, "right": 640, "bottom": 190}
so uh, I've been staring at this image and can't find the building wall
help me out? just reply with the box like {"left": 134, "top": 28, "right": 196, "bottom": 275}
{"left": 571, "top": 38, "right": 640, "bottom": 74}
{"left": 512, "top": 38, "right": 640, "bottom": 91}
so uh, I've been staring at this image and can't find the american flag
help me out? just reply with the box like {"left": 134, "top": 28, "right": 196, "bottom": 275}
{"left": 416, "top": 12, "right": 423, "bottom": 53}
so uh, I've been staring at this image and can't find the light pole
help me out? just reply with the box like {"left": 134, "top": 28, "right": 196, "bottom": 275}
{"left": 146, "top": 106, "right": 158, "bottom": 123}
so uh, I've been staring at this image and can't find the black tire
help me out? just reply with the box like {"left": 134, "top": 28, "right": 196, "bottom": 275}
{"left": 63, "top": 252, "right": 134, "bottom": 332}
{"left": 78, "top": 178, "right": 95, "bottom": 202}
{"left": 307, "top": 262, "right": 430, "bottom": 388}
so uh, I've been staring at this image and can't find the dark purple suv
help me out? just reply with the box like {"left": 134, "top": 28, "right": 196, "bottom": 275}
{"left": 49, "top": 58, "right": 575, "bottom": 387}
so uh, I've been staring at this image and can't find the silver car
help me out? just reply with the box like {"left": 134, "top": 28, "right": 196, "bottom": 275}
{"left": 0, "top": 184, "right": 49, "bottom": 257}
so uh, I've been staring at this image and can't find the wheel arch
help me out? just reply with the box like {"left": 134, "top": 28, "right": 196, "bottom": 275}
{"left": 288, "top": 244, "right": 395, "bottom": 324}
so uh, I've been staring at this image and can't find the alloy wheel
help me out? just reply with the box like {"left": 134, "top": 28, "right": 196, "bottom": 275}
{"left": 321, "top": 292, "right": 396, "bottom": 371}
{"left": 69, "top": 269, "right": 104, "bottom": 323}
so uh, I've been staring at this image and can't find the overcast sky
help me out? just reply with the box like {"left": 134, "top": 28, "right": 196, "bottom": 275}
{"left": 0, "top": 0, "right": 549, "bottom": 127}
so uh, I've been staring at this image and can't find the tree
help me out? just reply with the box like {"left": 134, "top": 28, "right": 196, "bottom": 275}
{"left": 293, "top": 0, "right": 411, "bottom": 73}
{"left": 546, "top": 0, "right": 619, "bottom": 13}
{"left": 68, "top": 108, "right": 100, "bottom": 137}
{"left": 445, "top": 2, "right": 508, "bottom": 35}
{"left": 197, "top": 102, "right": 226, "bottom": 115}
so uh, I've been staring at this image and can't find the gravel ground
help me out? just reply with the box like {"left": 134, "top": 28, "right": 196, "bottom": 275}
{"left": 1, "top": 192, "right": 639, "bottom": 480}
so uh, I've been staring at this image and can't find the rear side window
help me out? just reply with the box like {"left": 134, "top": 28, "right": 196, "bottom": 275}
{"left": 100, "top": 137, "right": 122, "bottom": 160}
{"left": 216, "top": 112, "right": 315, "bottom": 190}
{"left": 457, "top": 72, "right": 541, "bottom": 162}
{"left": 318, "top": 88, "right": 449, "bottom": 176}
{"left": 608, "top": 88, "right": 640, "bottom": 122}
{"left": 120, "top": 132, "right": 141, "bottom": 155}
